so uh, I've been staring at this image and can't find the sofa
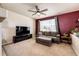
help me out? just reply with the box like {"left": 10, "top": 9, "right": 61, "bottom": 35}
{"left": 36, "top": 31, "right": 60, "bottom": 44}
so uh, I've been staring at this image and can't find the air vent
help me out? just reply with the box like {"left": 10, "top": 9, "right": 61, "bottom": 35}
{"left": 0, "top": 7, "right": 6, "bottom": 18}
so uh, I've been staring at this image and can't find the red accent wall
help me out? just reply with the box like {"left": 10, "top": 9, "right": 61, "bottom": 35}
{"left": 36, "top": 11, "right": 79, "bottom": 35}
{"left": 36, "top": 20, "right": 39, "bottom": 35}
{"left": 58, "top": 11, "right": 79, "bottom": 34}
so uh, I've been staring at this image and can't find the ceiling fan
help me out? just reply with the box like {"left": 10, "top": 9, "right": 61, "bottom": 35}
{"left": 28, "top": 5, "right": 48, "bottom": 16}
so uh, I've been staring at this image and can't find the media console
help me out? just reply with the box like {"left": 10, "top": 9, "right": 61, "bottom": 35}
{"left": 13, "top": 34, "right": 32, "bottom": 43}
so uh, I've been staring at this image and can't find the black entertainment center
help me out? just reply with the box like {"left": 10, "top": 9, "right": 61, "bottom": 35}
{"left": 13, "top": 26, "right": 32, "bottom": 43}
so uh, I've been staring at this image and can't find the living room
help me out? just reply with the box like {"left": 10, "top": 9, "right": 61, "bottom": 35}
{"left": 0, "top": 3, "right": 79, "bottom": 56}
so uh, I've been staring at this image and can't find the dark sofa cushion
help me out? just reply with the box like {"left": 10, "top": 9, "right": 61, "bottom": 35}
{"left": 42, "top": 32, "right": 58, "bottom": 36}
{"left": 51, "top": 32, "right": 58, "bottom": 36}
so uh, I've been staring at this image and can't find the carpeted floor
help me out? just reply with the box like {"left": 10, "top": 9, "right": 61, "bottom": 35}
{"left": 3, "top": 39, "right": 76, "bottom": 56}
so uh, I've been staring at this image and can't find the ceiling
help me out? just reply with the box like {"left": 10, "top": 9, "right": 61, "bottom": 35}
{"left": 0, "top": 3, "right": 79, "bottom": 19}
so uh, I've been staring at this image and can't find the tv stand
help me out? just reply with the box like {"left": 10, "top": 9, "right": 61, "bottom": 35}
{"left": 13, "top": 34, "right": 32, "bottom": 43}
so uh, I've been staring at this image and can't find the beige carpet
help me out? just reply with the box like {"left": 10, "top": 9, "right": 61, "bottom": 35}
{"left": 3, "top": 39, "right": 76, "bottom": 56}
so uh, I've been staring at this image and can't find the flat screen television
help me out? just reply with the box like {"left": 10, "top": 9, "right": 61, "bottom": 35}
{"left": 16, "top": 26, "right": 30, "bottom": 36}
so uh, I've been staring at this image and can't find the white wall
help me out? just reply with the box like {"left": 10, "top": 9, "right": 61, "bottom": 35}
{"left": 0, "top": 23, "right": 2, "bottom": 56}
{"left": 2, "top": 9, "right": 35, "bottom": 43}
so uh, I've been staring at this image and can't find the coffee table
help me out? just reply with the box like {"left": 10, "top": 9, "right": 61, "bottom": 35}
{"left": 36, "top": 36, "right": 52, "bottom": 46}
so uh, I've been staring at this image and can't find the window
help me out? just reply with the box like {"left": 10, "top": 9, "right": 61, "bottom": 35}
{"left": 40, "top": 19, "right": 58, "bottom": 32}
